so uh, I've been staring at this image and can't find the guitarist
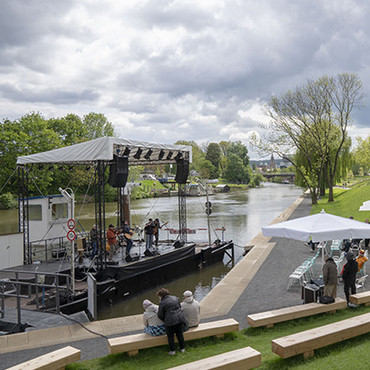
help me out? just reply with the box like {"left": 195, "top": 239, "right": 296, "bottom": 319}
{"left": 123, "top": 220, "right": 134, "bottom": 257}
{"left": 153, "top": 218, "right": 168, "bottom": 247}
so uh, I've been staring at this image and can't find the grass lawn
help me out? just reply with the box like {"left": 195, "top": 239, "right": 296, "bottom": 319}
{"left": 67, "top": 305, "right": 370, "bottom": 370}
{"left": 311, "top": 178, "right": 370, "bottom": 221}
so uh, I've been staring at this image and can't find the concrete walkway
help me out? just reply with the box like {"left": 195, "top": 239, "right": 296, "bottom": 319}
{"left": 0, "top": 194, "right": 356, "bottom": 368}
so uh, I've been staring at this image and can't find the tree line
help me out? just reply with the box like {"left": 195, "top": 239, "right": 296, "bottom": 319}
{"left": 0, "top": 112, "right": 262, "bottom": 208}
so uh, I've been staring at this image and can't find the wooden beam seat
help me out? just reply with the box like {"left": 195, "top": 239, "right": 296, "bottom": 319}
{"left": 272, "top": 312, "right": 370, "bottom": 359}
{"left": 247, "top": 298, "right": 347, "bottom": 328}
{"left": 7, "top": 345, "right": 81, "bottom": 370}
{"left": 108, "top": 318, "right": 239, "bottom": 356}
{"left": 168, "top": 346, "right": 261, "bottom": 370}
{"left": 350, "top": 291, "right": 370, "bottom": 306}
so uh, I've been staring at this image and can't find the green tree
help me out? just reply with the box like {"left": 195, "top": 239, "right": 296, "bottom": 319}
{"left": 353, "top": 135, "right": 370, "bottom": 175}
{"left": 226, "top": 141, "right": 250, "bottom": 167}
{"left": 254, "top": 73, "right": 363, "bottom": 204}
{"left": 0, "top": 113, "right": 62, "bottom": 195}
{"left": 205, "top": 143, "right": 222, "bottom": 172}
{"left": 82, "top": 113, "right": 115, "bottom": 140}
{"left": 224, "top": 153, "right": 251, "bottom": 183}
{"left": 48, "top": 114, "right": 84, "bottom": 146}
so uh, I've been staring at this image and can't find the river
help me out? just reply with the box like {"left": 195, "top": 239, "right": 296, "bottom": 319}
{"left": 0, "top": 182, "right": 304, "bottom": 319}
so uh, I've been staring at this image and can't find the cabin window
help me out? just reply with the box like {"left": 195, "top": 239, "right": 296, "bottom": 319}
{"left": 52, "top": 203, "right": 68, "bottom": 220}
{"left": 29, "top": 205, "right": 42, "bottom": 221}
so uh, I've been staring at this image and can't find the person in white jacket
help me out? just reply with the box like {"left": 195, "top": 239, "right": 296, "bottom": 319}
{"left": 180, "top": 290, "right": 200, "bottom": 328}
{"left": 142, "top": 299, "right": 166, "bottom": 336}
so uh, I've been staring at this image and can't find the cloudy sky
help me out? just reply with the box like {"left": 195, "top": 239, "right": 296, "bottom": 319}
{"left": 1, "top": 0, "right": 369, "bottom": 158}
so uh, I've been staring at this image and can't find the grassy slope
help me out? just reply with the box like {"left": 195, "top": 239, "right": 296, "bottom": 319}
{"left": 311, "top": 178, "right": 370, "bottom": 221}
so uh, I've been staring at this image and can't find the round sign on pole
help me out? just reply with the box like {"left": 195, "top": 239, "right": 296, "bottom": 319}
{"left": 67, "top": 230, "right": 76, "bottom": 241}
{"left": 67, "top": 219, "right": 75, "bottom": 229}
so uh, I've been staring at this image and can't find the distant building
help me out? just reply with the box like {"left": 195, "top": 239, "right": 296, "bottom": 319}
{"left": 215, "top": 184, "right": 230, "bottom": 193}
{"left": 269, "top": 154, "right": 276, "bottom": 170}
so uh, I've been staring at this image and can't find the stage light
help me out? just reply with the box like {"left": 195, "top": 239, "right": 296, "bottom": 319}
{"left": 144, "top": 149, "right": 153, "bottom": 160}
{"left": 123, "top": 147, "right": 131, "bottom": 156}
{"left": 158, "top": 150, "right": 165, "bottom": 160}
{"left": 133, "top": 148, "right": 143, "bottom": 159}
{"left": 166, "top": 151, "right": 173, "bottom": 160}
{"left": 174, "top": 152, "right": 183, "bottom": 161}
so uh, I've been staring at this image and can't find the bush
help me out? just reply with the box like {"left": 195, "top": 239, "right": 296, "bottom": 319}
{"left": 0, "top": 192, "right": 18, "bottom": 209}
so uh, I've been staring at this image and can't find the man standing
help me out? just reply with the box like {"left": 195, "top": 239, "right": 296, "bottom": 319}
{"left": 144, "top": 218, "right": 155, "bottom": 252}
{"left": 90, "top": 224, "right": 99, "bottom": 259}
{"left": 322, "top": 256, "right": 338, "bottom": 298}
{"left": 153, "top": 218, "right": 161, "bottom": 247}
{"left": 123, "top": 220, "right": 134, "bottom": 257}
{"left": 342, "top": 251, "right": 358, "bottom": 306}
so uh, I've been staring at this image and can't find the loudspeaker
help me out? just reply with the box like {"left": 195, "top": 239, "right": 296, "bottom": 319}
{"left": 125, "top": 255, "right": 133, "bottom": 262}
{"left": 144, "top": 249, "right": 154, "bottom": 257}
{"left": 108, "top": 155, "right": 129, "bottom": 187}
{"left": 173, "top": 240, "right": 184, "bottom": 249}
{"left": 175, "top": 159, "right": 189, "bottom": 184}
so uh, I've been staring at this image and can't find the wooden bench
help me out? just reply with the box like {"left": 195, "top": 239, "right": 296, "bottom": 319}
{"left": 350, "top": 291, "right": 370, "bottom": 306}
{"left": 8, "top": 346, "right": 81, "bottom": 370}
{"left": 272, "top": 312, "right": 370, "bottom": 359}
{"left": 168, "top": 346, "right": 261, "bottom": 370}
{"left": 247, "top": 298, "right": 347, "bottom": 328}
{"left": 108, "top": 318, "right": 239, "bottom": 356}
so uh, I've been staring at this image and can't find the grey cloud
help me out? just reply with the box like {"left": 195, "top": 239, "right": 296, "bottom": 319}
{"left": 0, "top": 83, "right": 98, "bottom": 104}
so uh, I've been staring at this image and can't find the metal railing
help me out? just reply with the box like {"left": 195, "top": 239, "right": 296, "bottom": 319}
{"left": 0, "top": 269, "right": 72, "bottom": 326}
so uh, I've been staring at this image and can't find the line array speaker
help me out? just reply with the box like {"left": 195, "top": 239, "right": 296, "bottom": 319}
{"left": 175, "top": 159, "right": 189, "bottom": 184}
{"left": 108, "top": 155, "right": 129, "bottom": 187}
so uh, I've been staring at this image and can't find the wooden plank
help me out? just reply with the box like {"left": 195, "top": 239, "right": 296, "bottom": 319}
{"left": 247, "top": 298, "right": 347, "bottom": 327}
{"left": 168, "top": 347, "right": 261, "bottom": 370}
{"left": 7, "top": 346, "right": 81, "bottom": 370}
{"left": 108, "top": 318, "right": 239, "bottom": 355}
{"left": 272, "top": 312, "right": 370, "bottom": 359}
{"left": 349, "top": 291, "right": 370, "bottom": 305}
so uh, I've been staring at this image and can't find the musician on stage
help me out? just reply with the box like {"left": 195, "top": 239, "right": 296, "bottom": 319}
{"left": 107, "top": 224, "right": 118, "bottom": 261}
{"left": 144, "top": 218, "right": 155, "bottom": 251}
{"left": 153, "top": 218, "right": 161, "bottom": 247}
{"left": 123, "top": 220, "right": 134, "bottom": 256}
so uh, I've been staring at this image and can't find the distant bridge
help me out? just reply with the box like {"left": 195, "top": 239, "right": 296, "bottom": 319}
{"left": 262, "top": 172, "right": 295, "bottom": 180}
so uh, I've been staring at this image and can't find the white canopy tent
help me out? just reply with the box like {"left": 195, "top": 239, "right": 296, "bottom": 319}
{"left": 16, "top": 137, "right": 192, "bottom": 166}
{"left": 360, "top": 201, "right": 370, "bottom": 211}
{"left": 262, "top": 210, "right": 370, "bottom": 243}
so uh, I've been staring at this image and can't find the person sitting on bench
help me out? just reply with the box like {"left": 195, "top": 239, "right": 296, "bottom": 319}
{"left": 142, "top": 299, "right": 166, "bottom": 336}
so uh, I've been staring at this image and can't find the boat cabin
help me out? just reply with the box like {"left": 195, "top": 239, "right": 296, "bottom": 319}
{"left": 23, "top": 195, "right": 72, "bottom": 243}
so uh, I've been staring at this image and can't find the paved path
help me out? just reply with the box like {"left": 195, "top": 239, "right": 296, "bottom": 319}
{"left": 0, "top": 194, "right": 358, "bottom": 368}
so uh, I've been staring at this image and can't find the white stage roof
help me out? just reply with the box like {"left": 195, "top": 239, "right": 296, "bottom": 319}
{"left": 17, "top": 137, "right": 192, "bottom": 166}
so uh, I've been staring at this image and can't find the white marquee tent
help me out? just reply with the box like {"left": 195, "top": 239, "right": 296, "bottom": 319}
{"left": 262, "top": 209, "right": 370, "bottom": 243}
